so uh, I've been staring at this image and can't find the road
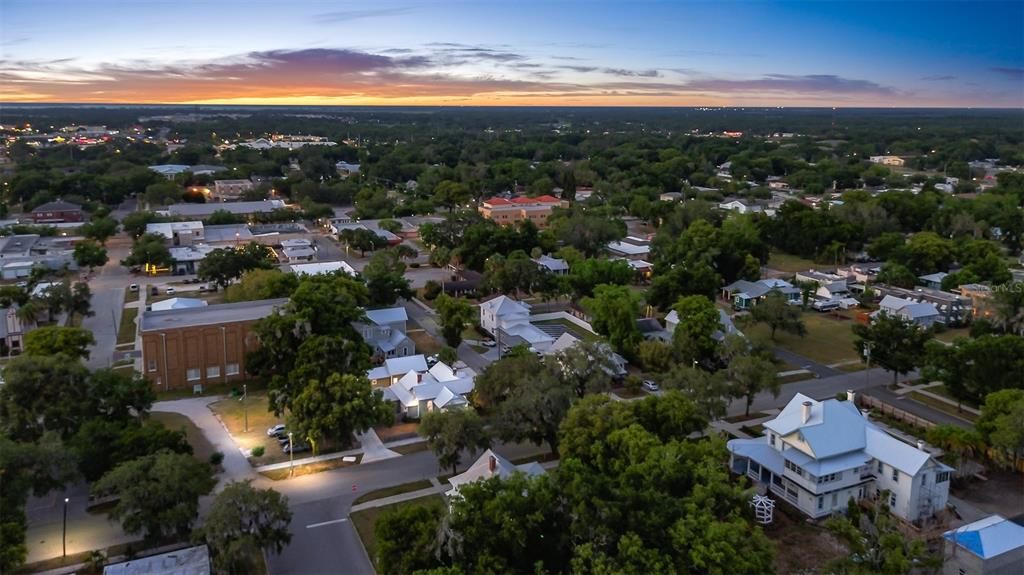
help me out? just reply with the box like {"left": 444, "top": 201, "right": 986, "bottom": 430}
{"left": 725, "top": 366, "right": 892, "bottom": 416}
{"left": 862, "top": 385, "right": 972, "bottom": 428}
{"left": 772, "top": 347, "right": 841, "bottom": 378}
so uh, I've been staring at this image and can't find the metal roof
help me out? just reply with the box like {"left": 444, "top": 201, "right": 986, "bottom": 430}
{"left": 944, "top": 515, "right": 1024, "bottom": 560}
{"left": 141, "top": 298, "right": 287, "bottom": 332}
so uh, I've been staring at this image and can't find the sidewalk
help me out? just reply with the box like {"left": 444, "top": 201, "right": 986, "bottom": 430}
{"left": 254, "top": 436, "right": 425, "bottom": 472}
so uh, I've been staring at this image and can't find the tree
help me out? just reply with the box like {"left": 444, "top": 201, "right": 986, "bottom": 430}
{"left": 660, "top": 365, "right": 730, "bottom": 421}
{"left": 876, "top": 262, "right": 917, "bottom": 289}
{"left": 338, "top": 227, "right": 386, "bottom": 256}
{"left": 750, "top": 292, "right": 806, "bottom": 340}
{"left": 23, "top": 325, "right": 95, "bottom": 359}
{"left": 71, "top": 418, "right": 191, "bottom": 482}
{"left": 121, "top": 211, "right": 159, "bottom": 239}
{"left": 582, "top": 284, "right": 642, "bottom": 355}
{"left": 434, "top": 180, "right": 471, "bottom": 212}
{"left": 225, "top": 268, "right": 298, "bottom": 303}
{"left": 435, "top": 294, "right": 475, "bottom": 347}
{"left": 80, "top": 217, "right": 118, "bottom": 244}
{"left": 93, "top": 451, "right": 216, "bottom": 542}
{"left": 205, "top": 209, "right": 243, "bottom": 225}
{"left": 727, "top": 354, "right": 780, "bottom": 416}
{"left": 122, "top": 233, "right": 172, "bottom": 269}
{"left": 375, "top": 503, "right": 445, "bottom": 575}
{"left": 287, "top": 373, "right": 392, "bottom": 454}
{"left": 419, "top": 409, "right": 491, "bottom": 474}
{"left": 897, "top": 231, "right": 955, "bottom": 275}
{"left": 991, "top": 283, "right": 1024, "bottom": 335}
{"left": 825, "top": 505, "right": 940, "bottom": 575}
{"left": 553, "top": 341, "right": 617, "bottom": 398}
{"left": 853, "top": 314, "right": 932, "bottom": 385}
{"left": 198, "top": 243, "right": 275, "bottom": 288}
{"left": 670, "top": 295, "right": 722, "bottom": 367}
{"left": 976, "top": 389, "right": 1024, "bottom": 466}
{"left": 0, "top": 354, "right": 91, "bottom": 441}
{"left": 921, "top": 334, "right": 1024, "bottom": 404}
{"left": 565, "top": 258, "right": 633, "bottom": 299}
{"left": 73, "top": 239, "right": 108, "bottom": 271}
{"left": 637, "top": 340, "right": 675, "bottom": 374}
{"left": 198, "top": 481, "right": 292, "bottom": 574}
{"left": 925, "top": 425, "right": 984, "bottom": 470}
{"left": 362, "top": 249, "right": 413, "bottom": 306}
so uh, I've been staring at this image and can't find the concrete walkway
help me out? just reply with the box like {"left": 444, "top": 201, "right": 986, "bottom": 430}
{"left": 349, "top": 485, "right": 449, "bottom": 512}
{"left": 356, "top": 428, "right": 401, "bottom": 463}
{"left": 151, "top": 396, "right": 256, "bottom": 486}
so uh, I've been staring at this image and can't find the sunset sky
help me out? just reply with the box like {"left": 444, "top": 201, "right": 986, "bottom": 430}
{"left": 2, "top": 0, "right": 1022, "bottom": 107}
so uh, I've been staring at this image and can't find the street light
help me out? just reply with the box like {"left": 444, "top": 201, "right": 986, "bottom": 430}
{"left": 241, "top": 383, "right": 248, "bottom": 433}
{"left": 288, "top": 432, "right": 295, "bottom": 477}
{"left": 62, "top": 497, "right": 69, "bottom": 557}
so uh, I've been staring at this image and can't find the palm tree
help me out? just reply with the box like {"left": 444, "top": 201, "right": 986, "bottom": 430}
{"left": 992, "top": 287, "right": 1024, "bottom": 335}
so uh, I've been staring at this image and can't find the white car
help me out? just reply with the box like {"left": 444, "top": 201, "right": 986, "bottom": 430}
{"left": 165, "top": 287, "right": 176, "bottom": 295}
{"left": 266, "top": 424, "right": 286, "bottom": 437}
{"left": 129, "top": 284, "right": 139, "bottom": 292}
{"left": 481, "top": 340, "right": 497, "bottom": 348}
{"left": 642, "top": 380, "right": 659, "bottom": 392}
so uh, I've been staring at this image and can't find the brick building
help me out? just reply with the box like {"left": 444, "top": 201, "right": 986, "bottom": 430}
{"left": 213, "top": 179, "right": 254, "bottom": 201}
{"left": 30, "top": 200, "right": 84, "bottom": 223}
{"left": 478, "top": 195, "right": 567, "bottom": 228}
{"left": 140, "top": 298, "right": 286, "bottom": 391}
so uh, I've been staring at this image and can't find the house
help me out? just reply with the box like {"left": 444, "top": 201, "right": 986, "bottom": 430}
{"left": 163, "top": 200, "right": 290, "bottom": 219}
{"left": 606, "top": 236, "right": 651, "bottom": 260}
{"left": 148, "top": 164, "right": 227, "bottom": 179}
{"left": 721, "top": 279, "right": 801, "bottom": 310}
{"left": 728, "top": 392, "right": 952, "bottom": 523}
{"left": 140, "top": 298, "right": 287, "bottom": 391}
{"left": 367, "top": 355, "right": 430, "bottom": 386}
{"left": 869, "top": 155, "right": 905, "bottom": 167}
{"left": 212, "top": 179, "right": 254, "bottom": 201}
{"left": 625, "top": 259, "right": 654, "bottom": 280}
{"left": 168, "top": 245, "right": 218, "bottom": 274}
{"left": 876, "top": 284, "right": 972, "bottom": 326}
{"left": 376, "top": 358, "right": 477, "bottom": 418}
{"left": 478, "top": 295, "right": 554, "bottom": 351}
{"left": 30, "top": 200, "right": 84, "bottom": 223}
{"left": 150, "top": 297, "right": 207, "bottom": 312}
{"left": 767, "top": 177, "right": 789, "bottom": 190}
{"left": 795, "top": 269, "right": 843, "bottom": 286}
{"left": 659, "top": 192, "right": 683, "bottom": 202}
{"left": 282, "top": 246, "right": 315, "bottom": 262}
{"left": 817, "top": 281, "right": 852, "bottom": 301}
{"left": 0, "top": 306, "right": 34, "bottom": 355}
{"left": 103, "top": 544, "right": 210, "bottom": 575}
{"left": 919, "top": 272, "right": 948, "bottom": 290}
{"left": 446, "top": 449, "right": 546, "bottom": 499}
{"left": 666, "top": 308, "right": 743, "bottom": 342}
{"left": 478, "top": 195, "right": 567, "bottom": 229}
{"left": 146, "top": 221, "right": 205, "bottom": 246}
{"left": 356, "top": 307, "right": 415, "bottom": 360}
{"left": 718, "top": 199, "right": 764, "bottom": 214}
{"left": 335, "top": 161, "right": 361, "bottom": 177}
{"left": 544, "top": 332, "right": 628, "bottom": 377}
{"left": 289, "top": 260, "right": 356, "bottom": 277}
{"left": 533, "top": 254, "right": 569, "bottom": 275}
{"left": 874, "top": 295, "right": 941, "bottom": 328}
{"left": 942, "top": 515, "right": 1024, "bottom": 575}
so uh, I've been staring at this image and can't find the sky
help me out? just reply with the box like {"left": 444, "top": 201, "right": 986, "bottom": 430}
{"left": 1, "top": 0, "right": 1022, "bottom": 107}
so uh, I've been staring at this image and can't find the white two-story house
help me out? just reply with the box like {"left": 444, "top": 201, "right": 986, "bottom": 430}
{"left": 478, "top": 295, "right": 554, "bottom": 351}
{"left": 728, "top": 392, "right": 952, "bottom": 523}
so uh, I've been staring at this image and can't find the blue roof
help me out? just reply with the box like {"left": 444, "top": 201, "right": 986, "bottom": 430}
{"left": 944, "top": 515, "right": 1024, "bottom": 559}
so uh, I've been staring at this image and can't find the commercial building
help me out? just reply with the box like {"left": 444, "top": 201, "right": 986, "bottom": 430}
{"left": 1, "top": 306, "right": 34, "bottom": 355}
{"left": 213, "top": 179, "right": 254, "bottom": 200}
{"left": 162, "top": 200, "right": 289, "bottom": 219}
{"left": 289, "top": 260, "right": 356, "bottom": 277}
{"left": 606, "top": 236, "right": 652, "bottom": 260}
{"left": 140, "top": 298, "right": 287, "bottom": 391}
{"left": 728, "top": 392, "right": 952, "bottom": 523}
{"left": 478, "top": 195, "right": 567, "bottom": 228}
{"left": 30, "top": 200, "right": 84, "bottom": 223}
{"left": 146, "top": 221, "right": 205, "bottom": 246}
{"left": 104, "top": 545, "right": 210, "bottom": 575}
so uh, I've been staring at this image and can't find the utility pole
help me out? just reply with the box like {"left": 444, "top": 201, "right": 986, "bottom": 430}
{"left": 62, "top": 497, "right": 69, "bottom": 557}
{"left": 288, "top": 432, "right": 295, "bottom": 477}
{"left": 242, "top": 383, "right": 248, "bottom": 433}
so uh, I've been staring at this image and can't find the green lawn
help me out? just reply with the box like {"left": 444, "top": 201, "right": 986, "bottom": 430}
{"left": 352, "top": 479, "right": 433, "bottom": 505}
{"left": 117, "top": 307, "right": 138, "bottom": 345}
{"left": 908, "top": 391, "right": 978, "bottom": 423}
{"left": 351, "top": 495, "right": 446, "bottom": 570}
{"left": 935, "top": 327, "right": 971, "bottom": 344}
{"left": 259, "top": 456, "right": 361, "bottom": 481}
{"left": 777, "top": 372, "right": 816, "bottom": 384}
{"left": 407, "top": 327, "right": 443, "bottom": 355}
{"left": 924, "top": 384, "right": 979, "bottom": 409}
{"left": 767, "top": 250, "right": 819, "bottom": 273}
{"left": 390, "top": 442, "right": 430, "bottom": 456}
{"left": 149, "top": 411, "right": 216, "bottom": 463}
{"left": 746, "top": 311, "right": 861, "bottom": 365}
{"left": 124, "top": 289, "right": 139, "bottom": 304}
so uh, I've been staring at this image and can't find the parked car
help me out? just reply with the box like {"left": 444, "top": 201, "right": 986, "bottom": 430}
{"left": 165, "top": 287, "right": 176, "bottom": 295}
{"left": 642, "top": 380, "right": 660, "bottom": 392}
{"left": 129, "top": 284, "right": 139, "bottom": 292}
{"left": 150, "top": 286, "right": 159, "bottom": 296}
{"left": 481, "top": 340, "right": 497, "bottom": 348}
{"left": 501, "top": 345, "right": 512, "bottom": 355}
{"left": 283, "top": 442, "right": 311, "bottom": 454}
{"left": 812, "top": 299, "right": 841, "bottom": 312}
{"left": 277, "top": 435, "right": 291, "bottom": 445}
{"left": 426, "top": 354, "right": 439, "bottom": 366}
{"left": 266, "top": 424, "right": 286, "bottom": 437}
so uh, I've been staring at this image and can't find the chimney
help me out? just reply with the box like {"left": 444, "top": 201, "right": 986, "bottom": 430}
{"left": 802, "top": 401, "right": 812, "bottom": 424}
{"left": 917, "top": 440, "right": 926, "bottom": 452}
{"left": 488, "top": 455, "right": 497, "bottom": 475}
{"left": 847, "top": 389, "right": 856, "bottom": 403}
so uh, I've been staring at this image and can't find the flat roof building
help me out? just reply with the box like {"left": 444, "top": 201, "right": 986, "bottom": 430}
{"left": 163, "top": 200, "right": 289, "bottom": 219}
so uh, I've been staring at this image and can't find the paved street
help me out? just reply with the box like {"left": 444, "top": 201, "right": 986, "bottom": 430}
{"left": 863, "top": 385, "right": 972, "bottom": 428}
{"left": 726, "top": 366, "right": 892, "bottom": 416}
{"left": 772, "top": 347, "right": 842, "bottom": 378}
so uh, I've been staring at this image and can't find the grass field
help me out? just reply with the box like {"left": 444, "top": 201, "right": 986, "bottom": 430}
{"left": 117, "top": 307, "right": 138, "bottom": 345}
{"left": 210, "top": 392, "right": 289, "bottom": 465}
{"left": 390, "top": 442, "right": 430, "bottom": 456}
{"left": 351, "top": 495, "right": 446, "bottom": 570}
{"left": 407, "top": 328, "right": 443, "bottom": 355}
{"left": 352, "top": 479, "right": 433, "bottom": 505}
{"left": 766, "top": 250, "right": 819, "bottom": 273}
{"left": 935, "top": 327, "right": 971, "bottom": 343}
{"left": 746, "top": 310, "right": 860, "bottom": 365}
{"left": 260, "top": 455, "right": 361, "bottom": 480}
{"left": 908, "top": 391, "right": 978, "bottom": 423}
{"left": 924, "top": 384, "right": 979, "bottom": 409}
{"left": 123, "top": 289, "right": 139, "bottom": 304}
{"left": 149, "top": 411, "right": 217, "bottom": 463}
{"left": 777, "top": 372, "right": 816, "bottom": 384}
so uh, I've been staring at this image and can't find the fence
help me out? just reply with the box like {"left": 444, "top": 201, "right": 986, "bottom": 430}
{"left": 857, "top": 394, "right": 938, "bottom": 431}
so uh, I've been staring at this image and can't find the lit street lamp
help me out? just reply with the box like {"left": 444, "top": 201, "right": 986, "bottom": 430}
{"left": 62, "top": 497, "right": 69, "bottom": 557}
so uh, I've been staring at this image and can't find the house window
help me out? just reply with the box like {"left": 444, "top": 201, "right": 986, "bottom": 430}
{"left": 186, "top": 368, "right": 201, "bottom": 381}
{"left": 877, "top": 461, "right": 883, "bottom": 474}
{"left": 891, "top": 468, "right": 899, "bottom": 482}
{"left": 206, "top": 366, "right": 220, "bottom": 378}
{"left": 889, "top": 492, "right": 897, "bottom": 508}
{"left": 921, "top": 474, "right": 927, "bottom": 486}
{"left": 147, "top": 359, "right": 157, "bottom": 372}
{"left": 936, "top": 472, "right": 950, "bottom": 483}
{"left": 831, "top": 493, "right": 838, "bottom": 507}
{"left": 817, "top": 496, "right": 823, "bottom": 510}
{"left": 226, "top": 363, "right": 240, "bottom": 376}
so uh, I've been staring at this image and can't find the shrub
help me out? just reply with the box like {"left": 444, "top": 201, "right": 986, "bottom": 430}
{"left": 251, "top": 446, "right": 265, "bottom": 458}
{"left": 209, "top": 451, "right": 225, "bottom": 467}
{"left": 423, "top": 280, "right": 442, "bottom": 300}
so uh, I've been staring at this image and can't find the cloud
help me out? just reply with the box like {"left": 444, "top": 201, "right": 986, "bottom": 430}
{"left": 557, "top": 65, "right": 599, "bottom": 73}
{"left": 921, "top": 74, "right": 956, "bottom": 81}
{"left": 681, "top": 74, "right": 898, "bottom": 95}
{"left": 991, "top": 67, "right": 1024, "bottom": 80}
{"left": 602, "top": 68, "right": 661, "bottom": 78}
{"left": 315, "top": 7, "right": 414, "bottom": 24}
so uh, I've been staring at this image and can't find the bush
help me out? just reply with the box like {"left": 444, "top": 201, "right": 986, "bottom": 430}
{"left": 932, "top": 322, "right": 948, "bottom": 334}
{"left": 209, "top": 451, "right": 225, "bottom": 467}
{"left": 251, "top": 446, "right": 265, "bottom": 458}
{"left": 409, "top": 262, "right": 421, "bottom": 268}
{"left": 624, "top": 374, "right": 642, "bottom": 395}
{"left": 423, "top": 280, "right": 442, "bottom": 300}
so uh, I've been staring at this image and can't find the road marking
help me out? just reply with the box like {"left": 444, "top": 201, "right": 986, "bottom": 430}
{"left": 306, "top": 518, "right": 349, "bottom": 529}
